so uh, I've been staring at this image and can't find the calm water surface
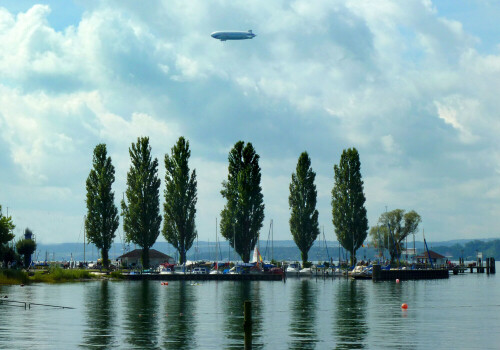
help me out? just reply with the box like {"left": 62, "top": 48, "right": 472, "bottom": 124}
{"left": 1, "top": 269, "right": 499, "bottom": 349}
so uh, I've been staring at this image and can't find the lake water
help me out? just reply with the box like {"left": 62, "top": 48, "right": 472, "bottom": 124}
{"left": 1, "top": 269, "right": 499, "bottom": 349}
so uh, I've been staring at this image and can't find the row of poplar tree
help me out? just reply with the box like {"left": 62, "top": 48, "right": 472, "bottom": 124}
{"left": 85, "top": 136, "right": 369, "bottom": 269}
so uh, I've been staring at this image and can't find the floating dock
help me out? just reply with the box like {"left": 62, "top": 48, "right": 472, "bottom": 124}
{"left": 371, "top": 264, "right": 449, "bottom": 281}
{"left": 124, "top": 273, "right": 283, "bottom": 281}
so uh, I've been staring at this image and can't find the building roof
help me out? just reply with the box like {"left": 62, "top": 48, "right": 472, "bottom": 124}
{"left": 117, "top": 249, "right": 172, "bottom": 260}
{"left": 415, "top": 250, "right": 446, "bottom": 260}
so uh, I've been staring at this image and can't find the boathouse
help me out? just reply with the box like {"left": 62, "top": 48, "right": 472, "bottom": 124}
{"left": 118, "top": 249, "right": 174, "bottom": 268}
{"left": 415, "top": 250, "right": 446, "bottom": 266}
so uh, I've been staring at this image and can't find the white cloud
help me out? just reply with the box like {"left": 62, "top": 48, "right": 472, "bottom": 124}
{"left": 1, "top": 1, "right": 500, "bottom": 243}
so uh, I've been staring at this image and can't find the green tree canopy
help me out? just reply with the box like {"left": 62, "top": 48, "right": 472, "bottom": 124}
{"left": 121, "top": 137, "right": 162, "bottom": 269}
{"left": 0, "top": 205, "right": 15, "bottom": 247}
{"left": 16, "top": 229, "right": 37, "bottom": 268}
{"left": 0, "top": 205, "right": 16, "bottom": 264}
{"left": 85, "top": 144, "right": 119, "bottom": 269}
{"left": 220, "top": 141, "right": 265, "bottom": 263}
{"left": 289, "top": 152, "right": 320, "bottom": 265}
{"left": 331, "top": 148, "right": 368, "bottom": 266}
{"left": 369, "top": 209, "right": 422, "bottom": 262}
{"left": 162, "top": 137, "right": 198, "bottom": 264}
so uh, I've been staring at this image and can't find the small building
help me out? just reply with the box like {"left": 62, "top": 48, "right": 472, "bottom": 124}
{"left": 415, "top": 250, "right": 446, "bottom": 266}
{"left": 117, "top": 249, "right": 174, "bottom": 268}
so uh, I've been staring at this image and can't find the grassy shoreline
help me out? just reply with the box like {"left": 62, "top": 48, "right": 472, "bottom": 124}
{"left": 0, "top": 267, "right": 102, "bottom": 284}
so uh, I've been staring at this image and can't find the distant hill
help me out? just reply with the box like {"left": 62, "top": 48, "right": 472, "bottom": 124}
{"left": 33, "top": 238, "right": 500, "bottom": 263}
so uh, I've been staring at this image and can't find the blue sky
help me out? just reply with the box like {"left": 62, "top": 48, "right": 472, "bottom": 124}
{"left": 1, "top": 1, "right": 499, "bottom": 244}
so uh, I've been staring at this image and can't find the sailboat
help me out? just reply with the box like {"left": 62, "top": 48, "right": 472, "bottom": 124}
{"left": 249, "top": 245, "right": 264, "bottom": 274}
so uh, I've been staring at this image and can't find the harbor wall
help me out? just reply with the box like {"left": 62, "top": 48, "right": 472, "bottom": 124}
{"left": 372, "top": 265, "right": 449, "bottom": 281}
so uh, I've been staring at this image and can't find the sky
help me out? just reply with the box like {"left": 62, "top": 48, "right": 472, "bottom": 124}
{"left": 1, "top": 0, "right": 500, "bottom": 244}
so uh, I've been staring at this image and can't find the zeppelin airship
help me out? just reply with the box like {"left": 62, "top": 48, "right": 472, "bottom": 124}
{"left": 211, "top": 30, "right": 256, "bottom": 41}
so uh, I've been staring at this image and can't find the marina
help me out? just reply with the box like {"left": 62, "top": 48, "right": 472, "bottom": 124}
{"left": 1, "top": 264, "right": 499, "bottom": 349}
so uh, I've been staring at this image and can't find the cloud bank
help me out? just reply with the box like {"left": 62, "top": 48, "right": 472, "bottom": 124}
{"left": 1, "top": 1, "right": 499, "bottom": 243}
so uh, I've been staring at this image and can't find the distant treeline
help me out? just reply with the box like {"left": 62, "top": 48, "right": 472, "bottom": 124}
{"left": 34, "top": 239, "right": 500, "bottom": 263}
{"left": 431, "top": 239, "right": 500, "bottom": 261}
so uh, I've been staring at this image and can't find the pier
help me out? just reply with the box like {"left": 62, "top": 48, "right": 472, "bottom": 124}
{"left": 372, "top": 264, "right": 449, "bottom": 281}
{"left": 124, "top": 273, "right": 283, "bottom": 281}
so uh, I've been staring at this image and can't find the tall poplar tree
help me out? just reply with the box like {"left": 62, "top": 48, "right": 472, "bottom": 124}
{"left": 289, "top": 152, "right": 320, "bottom": 265}
{"left": 331, "top": 148, "right": 368, "bottom": 266}
{"left": 162, "top": 137, "right": 198, "bottom": 264}
{"left": 85, "top": 144, "right": 119, "bottom": 269}
{"left": 121, "top": 137, "right": 162, "bottom": 269}
{"left": 220, "top": 141, "right": 265, "bottom": 263}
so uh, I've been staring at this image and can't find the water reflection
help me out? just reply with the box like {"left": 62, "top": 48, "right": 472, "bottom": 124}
{"left": 288, "top": 279, "right": 318, "bottom": 349}
{"left": 222, "top": 281, "right": 263, "bottom": 349}
{"left": 162, "top": 281, "right": 196, "bottom": 349}
{"left": 334, "top": 280, "right": 367, "bottom": 349}
{"left": 82, "top": 280, "right": 116, "bottom": 348}
{"left": 123, "top": 280, "right": 160, "bottom": 348}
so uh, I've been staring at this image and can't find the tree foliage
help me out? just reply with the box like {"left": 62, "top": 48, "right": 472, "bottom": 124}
{"left": 162, "top": 137, "right": 198, "bottom": 264}
{"left": 16, "top": 233, "right": 37, "bottom": 268}
{"left": 0, "top": 205, "right": 15, "bottom": 264}
{"left": 289, "top": 152, "right": 320, "bottom": 265}
{"left": 85, "top": 144, "right": 119, "bottom": 269}
{"left": 0, "top": 205, "right": 15, "bottom": 245}
{"left": 220, "top": 141, "right": 265, "bottom": 263}
{"left": 331, "top": 148, "right": 368, "bottom": 266}
{"left": 369, "top": 209, "right": 422, "bottom": 262}
{"left": 121, "top": 137, "right": 162, "bottom": 269}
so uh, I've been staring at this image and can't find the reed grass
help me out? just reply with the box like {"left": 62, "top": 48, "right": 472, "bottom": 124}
{"left": 31, "top": 266, "right": 92, "bottom": 283}
{"left": 110, "top": 270, "right": 125, "bottom": 279}
{"left": 0, "top": 269, "right": 29, "bottom": 285}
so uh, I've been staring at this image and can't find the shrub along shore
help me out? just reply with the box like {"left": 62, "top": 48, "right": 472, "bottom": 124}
{"left": 0, "top": 266, "right": 115, "bottom": 285}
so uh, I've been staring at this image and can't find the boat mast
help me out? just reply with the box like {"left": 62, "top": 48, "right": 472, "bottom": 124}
{"left": 215, "top": 218, "right": 218, "bottom": 265}
{"left": 271, "top": 219, "right": 274, "bottom": 262}
{"left": 83, "top": 215, "right": 86, "bottom": 264}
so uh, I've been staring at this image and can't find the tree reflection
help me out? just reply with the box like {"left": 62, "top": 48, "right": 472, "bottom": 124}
{"left": 222, "top": 281, "right": 263, "bottom": 350}
{"left": 162, "top": 281, "right": 196, "bottom": 349}
{"left": 83, "top": 280, "right": 116, "bottom": 348}
{"left": 288, "top": 279, "right": 318, "bottom": 349}
{"left": 123, "top": 280, "right": 159, "bottom": 348}
{"left": 333, "top": 280, "right": 367, "bottom": 349}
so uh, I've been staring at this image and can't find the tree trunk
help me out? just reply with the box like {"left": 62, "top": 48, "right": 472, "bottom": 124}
{"left": 301, "top": 251, "right": 308, "bottom": 266}
{"left": 141, "top": 247, "right": 150, "bottom": 269}
{"left": 179, "top": 249, "right": 186, "bottom": 265}
{"left": 23, "top": 254, "right": 30, "bottom": 269}
{"left": 242, "top": 250, "right": 250, "bottom": 263}
{"left": 101, "top": 249, "right": 109, "bottom": 270}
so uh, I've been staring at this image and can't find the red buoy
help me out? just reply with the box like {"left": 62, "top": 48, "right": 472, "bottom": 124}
{"left": 396, "top": 279, "right": 400, "bottom": 283}
{"left": 401, "top": 303, "right": 408, "bottom": 309}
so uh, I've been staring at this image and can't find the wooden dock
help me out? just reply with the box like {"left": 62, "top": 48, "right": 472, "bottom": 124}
{"left": 372, "top": 264, "right": 449, "bottom": 281}
{"left": 124, "top": 273, "right": 283, "bottom": 281}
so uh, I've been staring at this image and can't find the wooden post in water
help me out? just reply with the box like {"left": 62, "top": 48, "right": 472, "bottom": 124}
{"left": 244, "top": 300, "right": 252, "bottom": 350}
{"left": 486, "top": 258, "right": 490, "bottom": 275}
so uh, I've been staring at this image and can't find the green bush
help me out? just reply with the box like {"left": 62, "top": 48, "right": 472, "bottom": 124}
{"left": 31, "top": 266, "right": 91, "bottom": 283}
{"left": 110, "top": 270, "right": 125, "bottom": 279}
{"left": 0, "top": 269, "right": 29, "bottom": 285}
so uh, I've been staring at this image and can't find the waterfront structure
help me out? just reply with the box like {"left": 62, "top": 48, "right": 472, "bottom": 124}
{"left": 415, "top": 250, "right": 446, "bottom": 265}
{"left": 118, "top": 249, "right": 174, "bottom": 268}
